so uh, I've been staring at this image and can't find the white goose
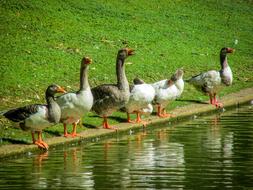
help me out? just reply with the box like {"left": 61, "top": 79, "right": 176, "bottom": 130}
{"left": 124, "top": 78, "right": 155, "bottom": 124}
{"left": 152, "top": 69, "right": 184, "bottom": 117}
{"left": 186, "top": 47, "right": 234, "bottom": 107}
{"left": 56, "top": 57, "right": 93, "bottom": 137}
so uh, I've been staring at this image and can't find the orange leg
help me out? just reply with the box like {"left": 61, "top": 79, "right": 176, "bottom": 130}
{"left": 162, "top": 109, "right": 175, "bottom": 118}
{"left": 63, "top": 123, "right": 71, "bottom": 137}
{"left": 102, "top": 117, "right": 117, "bottom": 130}
{"left": 127, "top": 113, "right": 135, "bottom": 123}
{"left": 210, "top": 94, "right": 223, "bottom": 108}
{"left": 157, "top": 105, "right": 171, "bottom": 118}
{"left": 34, "top": 131, "right": 49, "bottom": 150}
{"left": 157, "top": 105, "right": 164, "bottom": 117}
{"left": 31, "top": 131, "right": 36, "bottom": 144}
{"left": 136, "top": 112, "right": 148, "bottom": 127}
{"left": 70, "top": 122, "right": 80, "bottom": 138}
{"left": 213, "top": 93, "right": 223, "bottom": 108}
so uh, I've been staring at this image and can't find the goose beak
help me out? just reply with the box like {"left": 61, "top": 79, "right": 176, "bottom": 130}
{"left": 84, "top": 57, "right": 92, "bottom": 64}
{"left": 57, "top": 86, "right": 67, "bottom": 93}
{"left": 227, "top": 48, "right": 234, "bottom": 53}
{"left": 126, "top": 48, "right": 135, "bottom": 56}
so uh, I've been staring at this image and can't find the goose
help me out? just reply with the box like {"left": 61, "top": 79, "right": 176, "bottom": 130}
{"left": 186, "top": 47, "right": 234, "bottom": 107}
{"left": 124, "top": 78, "right": 155, "bottom": 124}
{"left": 56, "top": 57, "right": 93, "bottom": 137}
{"left": 1, "top": 84, "right": 66, "bottom": 150}
{"left": 91, "top": 48, "right": 134, "bottom": 129}
{"left": 152, "top": 69, "right": 184, "bottom": 117}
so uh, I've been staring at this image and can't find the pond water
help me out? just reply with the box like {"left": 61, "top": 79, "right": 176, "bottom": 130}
{"left": 0, "top": 104, "right": 253, "bottom": 189}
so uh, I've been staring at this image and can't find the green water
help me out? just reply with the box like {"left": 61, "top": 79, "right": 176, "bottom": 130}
{"left": 0, "top": 105, "right": 253, "bottom": 189}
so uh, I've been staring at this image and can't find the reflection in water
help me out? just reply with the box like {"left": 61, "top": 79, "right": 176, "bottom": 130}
{"left": 0, "top": 105, "right": 252, "bottom": 189}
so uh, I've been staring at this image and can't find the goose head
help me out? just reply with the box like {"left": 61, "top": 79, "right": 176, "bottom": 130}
{"left": 81, "top": 56, "right": 92, "bottom": 67}
{"left": 117, "top": 48, "right": 135, "bottom": 63}
{"left": 167, "top": 69, "right": 184, "bottom": 86}
{"left": 220, "top": 47, "right": 234, "bottom": 55}
{"left": 220, "top": 47, "right": 234, "bottom": 68}
{"left": 171, "top": 69, "right": 184, "bottom": 81}
{"left": 46, "top": 84, "right": 66, "bottom": 97}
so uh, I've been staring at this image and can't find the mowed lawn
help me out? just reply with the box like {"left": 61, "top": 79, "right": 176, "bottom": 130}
{"left": 0, "top": 0, "right": 252, "bottom": 143}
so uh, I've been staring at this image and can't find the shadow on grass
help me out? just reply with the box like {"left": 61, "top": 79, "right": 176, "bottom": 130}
{"left": 89, "top": 115, "right": 127, "bottom": 123}
{"left": 1, "top": 137, "right": 30, "bottom": 145}
{"left": 176, "top": 99, "right": 209, "bottom": 104}
{"left": 44, "top": 130, "right": 62, "bottom": 137}
{"left": 82, "top": 123, "right": 99, "bottom": 129}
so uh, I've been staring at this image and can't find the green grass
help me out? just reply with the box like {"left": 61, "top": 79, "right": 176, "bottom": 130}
{"left": 0, "top": 0, "right": 253, "bottom": 144}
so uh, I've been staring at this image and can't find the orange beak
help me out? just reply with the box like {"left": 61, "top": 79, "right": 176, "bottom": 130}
{"left": 57, "top": 86, "right": 67, "bottom": 93}
{"left": 227, "top": 48, "right": 234, "bottom": 53}
{"left": 126, "top": 48, "right": 135, "bottom": 56}
{"left": 84, "top": 57, "right": 92, "bottom": 64}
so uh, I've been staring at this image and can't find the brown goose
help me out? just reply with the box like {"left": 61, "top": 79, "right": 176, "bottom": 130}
{"left": 91, "top": 48, "right": 134, "bottom": 129}
{"left": 56, "top": 57, "right": 93, "bottom": 137}
{"left": 186, "top": 47, "right": 234, "bottom": 107}
{"left": 1, "top": 84, "right": 66, "bottom": 150}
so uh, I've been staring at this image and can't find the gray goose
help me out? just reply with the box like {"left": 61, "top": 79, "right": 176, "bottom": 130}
{"left": 186, "top": 47, "right": 234, "bottom": 107}
{"left": 91, "top": 48, "right": 134, "bottom": 129}
{"left": 1, "top": 84, "right": 66, "bottom": 150}
{"left": 56, "top": 57, "right": 93, "bottom": 137}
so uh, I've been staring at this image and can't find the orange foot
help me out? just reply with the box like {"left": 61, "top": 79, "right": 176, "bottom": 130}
{"left": 103, "top": 122, "right": 117, "bottom": 130}
{"left": 127, "top": 120, "right": 135, "bottom": 124}
{"left": 135, "top": 114, "right": 148, "bottom": 127}
{"left": 102, "top": 117, "right": 118, "bottom": 130}
{"left": 70, "top": 132, "right": 80, "bottom": 138}
{"left": 64, "top": 133, "right": 72, "bottom": 138}
{"left": 35, "top": 140, "right": 49, "bottom": 150}
{"left": 158, "top": 113, "right": 172, "bottom": 118}
{"left": 211, "top": 100, "right": 223, "bottom": 108}
{"left": 215, "top": 102, "right": 223, "bottom": 108}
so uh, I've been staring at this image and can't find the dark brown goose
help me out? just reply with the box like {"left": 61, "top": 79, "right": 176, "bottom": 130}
{"left": 1, "top": 84, "right": 66, "bottom": 150}
{"left": 91, "top": 48, "right": 134, "bottom": 129}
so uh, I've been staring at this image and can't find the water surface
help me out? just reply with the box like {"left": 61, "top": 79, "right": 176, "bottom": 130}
{"left": 0, "top": 105, "right": 253, "bottom": 189}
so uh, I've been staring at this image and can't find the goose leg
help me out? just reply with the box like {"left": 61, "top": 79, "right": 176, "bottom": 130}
{"left": 136, "top": 112, "right": 147, "bottom": 127}
{"left": 213, "top": 93, "right": 223, "bottom": 108}
{"left": 157, "top": 105, "right": 172, "bottom": 118}
{"left": 64, "top": 123, "right": 71, "bottom": 137}
{"left": 31, "top": 131, "right": 36, "bottom": 144}
{"left": 209, "top": 94, "right": 213, "bottom": 104}
{"left": 70, "top": 122, "right": 80, "bottom": 137}
{"left": 161, "top": 109, "right": 174, "bottom": 118}
{"left": 157, "top": 105, "right": 164, "bottom": 117}
{"left": 127, "top": 113, "right": 135, "bottom": 123}
{"left": 102, "top": 117, "right": 117, "bottom": 130}
{"left": 34, "top": 131, "right": 49, "bottom": 150}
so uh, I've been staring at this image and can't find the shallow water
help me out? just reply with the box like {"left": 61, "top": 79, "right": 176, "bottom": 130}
{"left": 0, "top": 105, "right": 253, "bottom": 189}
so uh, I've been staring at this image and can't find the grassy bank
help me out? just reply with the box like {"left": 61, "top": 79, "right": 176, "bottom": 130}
{"left": 0, "top": 0, "right": 253, "bottom": 145}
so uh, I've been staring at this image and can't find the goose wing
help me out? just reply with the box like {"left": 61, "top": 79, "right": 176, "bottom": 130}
{"left": 3, "top": 104, "right": 43, "bottom": 122}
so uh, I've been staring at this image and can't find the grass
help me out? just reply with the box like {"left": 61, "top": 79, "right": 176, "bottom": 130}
{"left": 0, "top": 0, "right": 252, "bottom": 145}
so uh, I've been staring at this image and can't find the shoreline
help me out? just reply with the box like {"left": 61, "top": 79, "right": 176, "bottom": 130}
{"left": 0, "top": 87, "right": 252, "bottom": 159}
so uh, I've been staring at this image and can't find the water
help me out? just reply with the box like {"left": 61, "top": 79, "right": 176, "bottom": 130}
{"left": 0, "top": 105, "right": 253, "bottom": 189}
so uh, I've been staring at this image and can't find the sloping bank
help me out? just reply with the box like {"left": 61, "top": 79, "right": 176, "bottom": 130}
{"left": 0, "top": 87, "right": 252, "bottom": 159}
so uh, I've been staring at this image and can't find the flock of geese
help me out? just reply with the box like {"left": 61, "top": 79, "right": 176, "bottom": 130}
{"left": 1, "top": 47, "right": 234, "bottom": 150}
